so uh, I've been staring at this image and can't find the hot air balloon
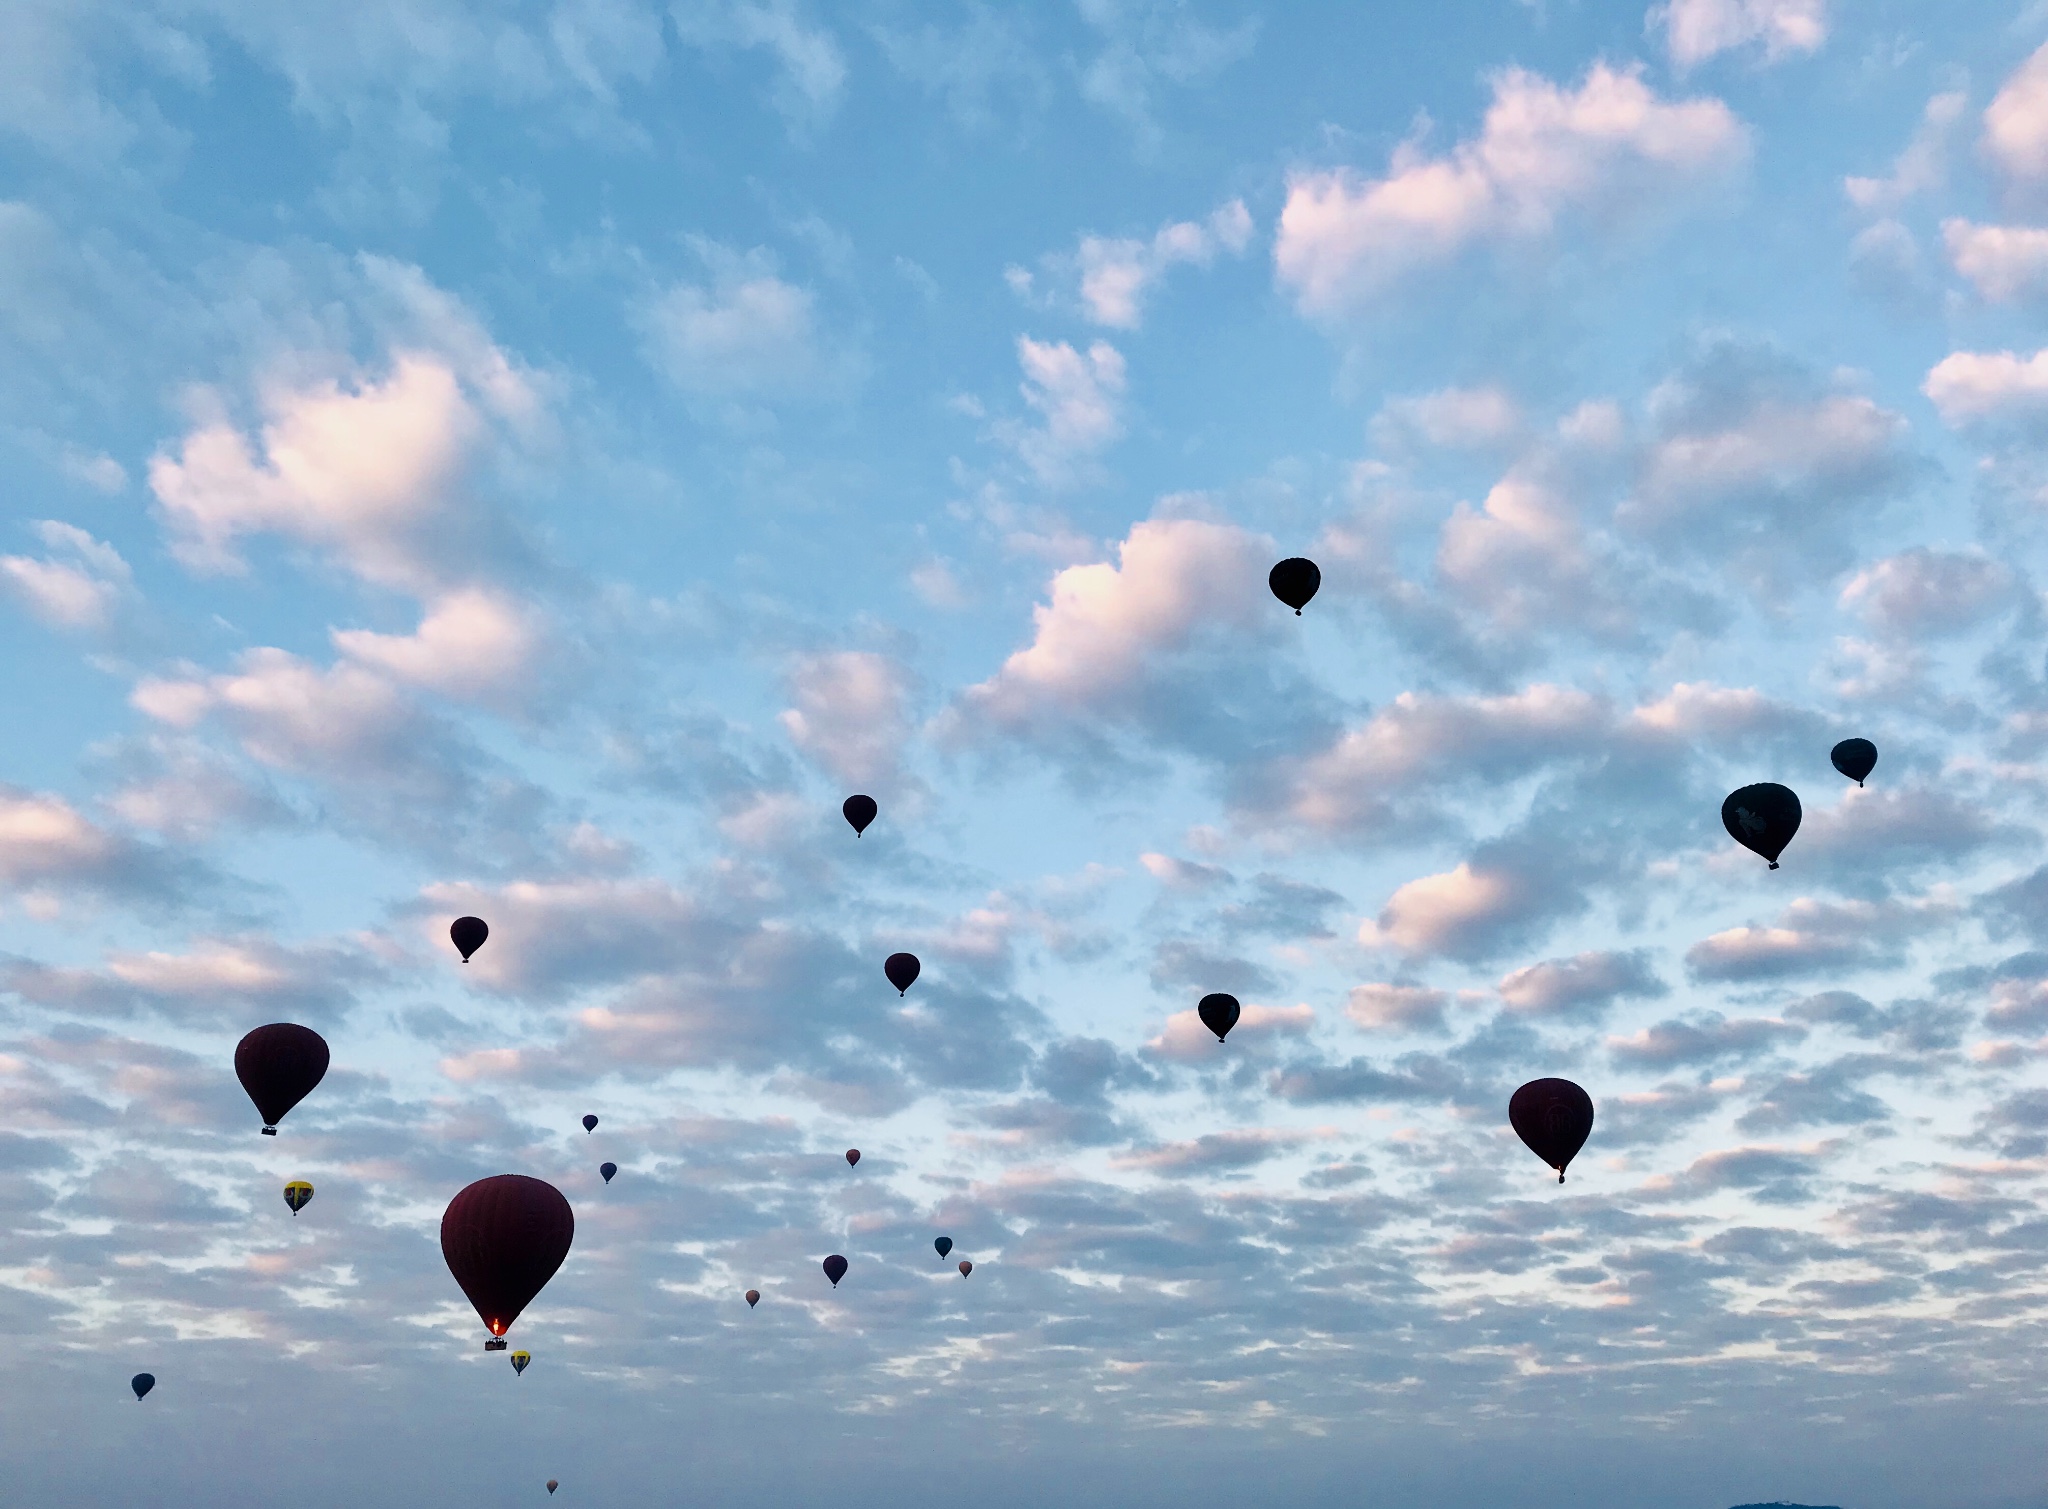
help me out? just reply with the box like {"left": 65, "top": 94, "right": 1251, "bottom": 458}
{"left": 441, "top": 1175, "right": 574, "bottom": 1350}
{"left": 547, "top": 1482, "right": 558, "bottom": 1496}
{"left": 1721, "top": 783, "right": 1802, "bottom": 869}
{"left": 131, "top": 1373, "right": 154, "bottom": 1401}
{"left": 235, "top": 1023, "right": 329, "bottom": 1135}
{"left": 1509, "top": 1078, "right": 1595, "bottom": 1184}
{"left": 1197, "top": 993, "right": 1240, "bottom": 1042}
{"left": 745, "top": 1289, "right": 760, "bottom": 1309}
{"left": 958, "top": 1260, "right": 972, "bottom": 1277}
{"left": 510, "top": 1351, "right": 530, "bottom": 1376}
{"left": 843, "top": 795, "right": 878, "bottom": 836}
{"left": 844, "top": 1149, "right": 860, "bottom": 1168}
{"left": 451, "top": 915, "right": 489, "bottom": 962}
{"left": 934, "top": 1237, "right": 953, "bottom": 1259}
{"left": 283, "top": 1180, "right": 314, "bottom": 1215}
{"left": 884, "top": 952, "right": 920, "bottom": 995}
{"left": 1832, "top": 738, "right": 1877, "bottom": 786}
{"left": 822, "top": 1254, "right": 848, "bottom": 1288}
{"left": 1269, "top": 557, "right": 1320, "bottom": 615}
{"left": 599, "top": 1162, "right": 617, "bottom": 1185}
{"left": 581, "top": 1115, "right": 598, "bottom": 1133}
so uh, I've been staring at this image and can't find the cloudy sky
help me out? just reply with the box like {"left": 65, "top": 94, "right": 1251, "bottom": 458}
{"left": 11, "top": 0, "right": 2048, "bottom": 1504}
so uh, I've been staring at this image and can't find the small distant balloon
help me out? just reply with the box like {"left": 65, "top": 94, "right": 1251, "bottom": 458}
{"left": 885, "top": 953, "right": 920, "bottom": 995}
{"left": 844, "top": 1149, "right": 860, "bottom": 1168}
{"left": 283, "top": 1180, "right": 314, "bottom": 1215}
{"left": 1831, "top": 738, "right": 1878, "bottom": 787}
{"left": 843, "top": 795, "right": 878, "bottom": 836}
{"left": 450, "top": 915, "right": 489, "bottom": 962}
{"left": 581, "top": 1115, "right": 598, "bottom": 1133}
{"left": 1269, "top": 557, "right": 1321, "bottom": 615}
{"left": 599, "top": 1162, "right": 617, "bottom": 1185}
{"left": 1197, "top": 993, "right": 1241, "bottom": 1042}
{"left": 510, "top": 1350, "right": 530, "bottom": 1376}
{"left": 958, "top": 1260, "right": 973, "bottom": 1277}
{"left": 547, "top": 1482, "right": 559, "bottom": 1496}
{"left": 235, "top": 1023, "right": 329, "bottom": 1135}
{"left": 823, "top": 1254, "right": 848, "bottom": 1288}
{"left": 131, "top": 1373, "right": 154, "bottom": 1401}
{"left": 1509, "top": 1078, "right": 1596, "bottom": 1184}
{"left": 745, "top": 1289, "right": 760, "bottom": 1309}
{"left": 934, "top": 1237, "right": 953, "bottom": 1259}
{"left": 1721, "top": 783, "right": 1802, "bottom": 869}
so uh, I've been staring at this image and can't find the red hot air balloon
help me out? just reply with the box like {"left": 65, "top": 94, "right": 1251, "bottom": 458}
{"left": 884, "top": 953, "right": 920, "bottom": 995}
{"left": 844, "top": 1149, "right": 860, "bottom": 1168}
{"left": 958, "top": 1260, "right": 972, "bottom": 1277}
{"left": 234, "top": 1024, "right": 329, "bottom": 1135}
{"left": 450, "top": 915, "right": 489, "bottom": 962}
{"left": 745, "top": 1289, "right": 760, "bottom": 1308}
{"left": 547, "top": 1482, "right": 558, "bottom": 1495}
{"left": 822, "top": 1254, "right": 848, "bottom": 1287}
{"left": 1509, "top": 1078, "right": 1596, "bottom": 1184}
{"left": 441, "top": 1176, "right": 574, "bottom": 1350}
{"left": 843, "top": 795, "right": 877, "bottom": 835}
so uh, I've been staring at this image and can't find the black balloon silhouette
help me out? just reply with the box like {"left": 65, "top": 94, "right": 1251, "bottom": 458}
{"left": 1509, "top": 1078, "right": 1596, "bottom": 1184}
{"left": 1721, "top": 783, "right": 1802, "bottom": 869}
{"left": 934, "top": 1237, "right": 953, "bottom": 1259}
{"left": 1197, "top": 993, "right": 1241, "bottom": 1042}
{"left": 1831, "top": 738, "right": 1877, "bottom": 786}
{"left": 440, "top": 1175, "right": 574, "bottom": 1348}
{"left": 885, "top": 953, "right": 920, "bottom": 995}
{"left": 1269, "top": 557, "right": 1321, "bottom": 614}
{"left": 582, "top": 1115, "right": 598, "bottom": 1133}
{"left": 450, "top": 915, "right": 489, "bottom": 962}
{"left": 547, "top": 1483, "right": 558, "bottom": 1496}
{"left": 235, "top": 1024, "right": 329, "bottom": 1135}
{"left": 745, "top": 1289, "right": 760, "bottom": 1308}
{"left": 131, "top": 1372, "right": 154, "bottom": 1401}
{"left": 823, "top": 1254, "right": 848, "bottom": 1288}
{"left": 843, "top": 795, "right": 878, "bottom": 835}
{"left": 599, "top": 1162, "right": 617, "bottom": 1184}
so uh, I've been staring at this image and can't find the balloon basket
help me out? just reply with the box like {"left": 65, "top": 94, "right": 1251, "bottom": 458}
{"left": 261, "top": 1126, "right": 277, "bottom": 1135}
{"left": 485, "top": 1338, "right": 507, "bottom": 1352}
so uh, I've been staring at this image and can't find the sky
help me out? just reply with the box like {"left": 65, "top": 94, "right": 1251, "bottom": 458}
{"left": 12, "top": 0, "right": 2048, "bottom": 1504}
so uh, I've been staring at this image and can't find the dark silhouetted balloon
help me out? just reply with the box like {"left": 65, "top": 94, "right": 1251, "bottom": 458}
{"left": 599, "top": 1162, "right": 617, "bottom": 1184}
{"left": 547, "top": 1482, "right": 558, "bottom": 1496}
{"left": 1831, "top": 738, "right": 1877, "bottom": 787}
{"left": 823, "top": 1254, "right": 848, "bottom": 1288}
{"left": 1509, "top": 1078, "right": 1596, "bottom": 1184}
{"left": 1269, "top": 557, "right": 1321, "bottom": 615}
{"left": 958, "top": 1260, "right": 972, "bottom": 1277}
{"left": 283, "top": 1180, "right": 314, "bottom": 1215}
{"left": 235, "top": 1023, "right": 329, "bottom": 1134}
{"left": 441, "top": 1175, "right": 575, "bottom": 1347}
{"left": 581, "top": 1115, "right": 598, "bottom": 1133}
{"left": 1197, "top": 993, "right": 1241, "bottom": 1042}
{"left": 845, "top": 1149, "right": 860, "bottom": 1168}
{"left": 451, "top": 916, "right": 489, "bottom": 962}
{"left": 1721, "top": 783, "right": 1802, "bottom": 869}
{"left": 745, "top": 1289, "right": 760, "bottom": 1309}
{"left": 131, "top": 1373, "right": 154, "bottom": 1401}
{"left": 511, "top": 1350, "right": 530, "bottom": 1376}
{"left": 885, "top": 953, "right": 920, "bottom": 995}
{"left": 843, "top": 795, "right": 878, "bottom": 836}
{"left": 934, "top": 1237, "right": 953, "bottom": 1259}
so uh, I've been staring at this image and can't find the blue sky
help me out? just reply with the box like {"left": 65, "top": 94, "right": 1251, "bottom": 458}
{"left": 10, "top": 1, "right": 2048, "bottom": 1505}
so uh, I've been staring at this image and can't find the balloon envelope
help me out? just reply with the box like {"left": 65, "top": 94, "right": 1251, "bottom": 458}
{"left": 131, "top": 1373, "right": 154, "bottom": 1401}
{"left": 843, "top": 795, "right": 877, "bottom": 835}
{"left": 934, "top": 1237, "right": 953, "bottom": 1259}
{"left": 1269, "top": 557, "right": 1321, "bottom": 614}
{"left": 440, "top": 1175, "right": 575, "bottom": 1342}
{"left": 283, "top": 1180, "right": 314, "bottom": 1215}
{"left": 1509, "top": 1078, "right": 1596, "bottom": 1183}
{"left": 745, "top": 1289, "right": 760, "bottom": 1308}
{"left": 958, "top": 1260, "right": 972, "bottom": 1277}
{"left": 844, "top": 1149, "right": 860, "bottom": 1167}
{"left": 1831, "top": 738, "right": 1877, "bottom": 786}
{"left": 547, "top": 1482, "right": 558, "bottom": 1495}
{"left": 884, "top": 952, "right": 920, "bottom": 995}
{"left": 234, "top": 1023, "right": 329, "bottom": 1133}
{"left": 823, "top": 1254, "right": 848, "bottom": 1287}
{"left": 599, "top": 1162, "right": 617, "bottom": 1184}
{"left": 510, "top": 1351, "right": 530, "bottom": 1376}
{"left": 581, "top": 1114, "right": 598, "bottom": 1133}
{"left": 1721, "top": 783, "right": 1802, "bottom": 868}
{"left": 1197, "top": 993, "right": 1241, "bottom": 1042}
{"left": 450, "top": 915, "right": 489, "bottom": 962}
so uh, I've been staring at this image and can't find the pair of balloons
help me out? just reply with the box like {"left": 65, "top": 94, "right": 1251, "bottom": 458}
{"left": 1722, "top": 738, "right": 1880, "bottom": 870}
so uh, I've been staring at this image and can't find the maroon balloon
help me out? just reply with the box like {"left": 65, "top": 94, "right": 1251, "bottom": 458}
{"left": 745, "top": 1289, "right": 760, "bottom": 1308}
{"left": 822, "top": 1254, "right": 848, "bottom": 1287}
{"left": 884, "top": 952, "right": 920, "bottom": 995}
{"left": 1509, "top": 1078, "right": 1596, "bottom": 1184}
{"left": 441, "top": 1176, "right": 574, "bottom": 1345}
{"left": 844, "top": 1148, "right": 860, "bottom": 1167}
{"left": 234, "top": 1024, "right": 329, "bottom": 1134}
{"left": 958, "top": 1260, "right": 972, "bottom": 1277}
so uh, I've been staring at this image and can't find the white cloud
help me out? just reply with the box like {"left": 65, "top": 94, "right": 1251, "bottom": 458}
{"left": 1924, "top": 347, "right": 2048, "bottom": 426}
{"left": 1148, "top": 1001, "right": 1313, "bottom": 1061}
{"left": 1002, "top": 336, "right": 1128, "bottom": 482}
{"left": 1273, "top": 63, "right": 1746, "bottom": 314}
{"left": 0, "top": 788, "right": 118, "bottom": 887}
{"left": 1373, "top": 385, "right": 1524, "bottom": 452}
{"left": 1844, "top": 91, "right": 1966, "bottom": 212}
{"left": 669, "top": 0, "right": 845, "bottom": 132}
{"left": 132, "top": 648, "right": 415, "bottom": 774}
{"left": 638, "top": 243, "right": 837, "bottom": 403}
{"left": 779, "top": 649, "right": 915, "bottom": 789}
{"left": 1360, "top": 862, "right": 1540, "bottom": 960}
{"left": 1986, "top": 42, "right": 2048, "bottom": 182}
{"left": 1654, "top": 0, "right": 1826, "bottom": 71}
{"left": 1944, "top": 219, "right": 2048, "bottom": 301}
{"left": 331, "top": 587, "right": 542, "bottom": 700}
{"left": 1073, "top": 200, "right": 1253, "bottom": 329}
{"left": 1345, "top": 982, "right": 1448, "bottom": 1032}
{"left": 1498, "top": 950, "right": 1664, "bottom": 1015}
{"left": 1686, "top": 897, "right": 1941, "bottom": 980}
{"left": 1839, "top": 548, "right": 2014, "bottom": 637}
{"left": 0, "top": 521, "right": 129, "bottom": 630}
